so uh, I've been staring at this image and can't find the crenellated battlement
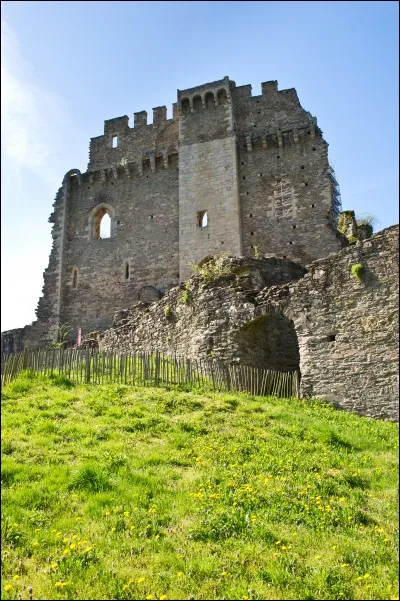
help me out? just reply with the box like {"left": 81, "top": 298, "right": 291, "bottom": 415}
{"left": 3, "top": 74, "right": 352, "bottom": 354}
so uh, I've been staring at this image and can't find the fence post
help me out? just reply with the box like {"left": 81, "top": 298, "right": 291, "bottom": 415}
{"left": 22, "top": 347, "right": 28, "bottom": 370}
{"left": 85, "top": 348, "right": 91, "bottom": 383}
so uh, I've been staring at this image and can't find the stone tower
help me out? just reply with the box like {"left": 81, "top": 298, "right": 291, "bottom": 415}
{"left": 2, "top": 76, "right": 346, "bottom": 351}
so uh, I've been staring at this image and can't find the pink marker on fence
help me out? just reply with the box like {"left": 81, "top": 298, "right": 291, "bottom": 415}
{"left": 77, "top": 328, "right": 82, "bottom": 347}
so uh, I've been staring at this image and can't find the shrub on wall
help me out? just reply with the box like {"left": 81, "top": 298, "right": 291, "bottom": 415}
{"left": 351, "top": 263, "right": 364, "bottom": 280}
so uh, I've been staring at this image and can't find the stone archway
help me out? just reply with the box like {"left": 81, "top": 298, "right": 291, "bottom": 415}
{"left": 233, "top": 311, "right": 300, "bottom": 372}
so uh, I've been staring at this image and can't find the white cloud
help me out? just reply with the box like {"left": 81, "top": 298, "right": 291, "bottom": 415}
{"left": 1, "top": 17, "right": 71, "bottom": 186}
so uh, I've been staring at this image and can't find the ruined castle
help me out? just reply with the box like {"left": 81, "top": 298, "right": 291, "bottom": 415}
{"left": 2, "top": 76, "right": 349, "bottom": 351}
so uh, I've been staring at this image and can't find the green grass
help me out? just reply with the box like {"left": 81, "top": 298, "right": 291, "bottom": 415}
{"left": 1, "top": 371, "right": 398, "bottom": 600}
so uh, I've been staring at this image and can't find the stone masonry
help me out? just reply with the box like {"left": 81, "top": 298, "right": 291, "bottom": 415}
{"left": 2, "top": 76, "right": 347, "bottom": 351}
{"left": 95, "top": 226, "right": 399, "bottom": 421}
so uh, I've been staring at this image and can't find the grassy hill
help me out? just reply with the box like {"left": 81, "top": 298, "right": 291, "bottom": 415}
{"left": 1, "top": 372, "right": 398, "bottom": 600}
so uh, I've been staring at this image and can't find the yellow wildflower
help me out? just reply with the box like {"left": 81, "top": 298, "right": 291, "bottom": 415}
{"left": 105, "top": 511, "right": 111, "bottom": 516}
{"left": 111, "top": 527, "right": 116, "bottom": 532}
{"left": 124, "top": 511, "right": 130, "bottom": 517}
{"left": 84, "top": 546, "right": 93, "bottom": 553}
{"left": 177, "top": 572, "right": 184, "bottom": 578}
{"left": 221, "top": 571, "right": 227, "bottom": 576}
{"left": 32, "top": 541, "right": 39, "bottom": 547}
{"left": 12, "top": 575, "right": 20, "bottom": 581}
{"left": 72, "top": 534, "right": 78, "bottom": 540}
{"left": 137, "top": 577, "right": 145, "bottom": 583}
{"left": 51, "top": 563, "right": 58, "bottom": 569}
{"left": 159, "top": 596, "right": 168, "bottom": 600}
{"left": 145, "top": 596, "right": 153, "bottom": 600}
{"left": 122, "top": 585, "right": 129, "bottom": 591}
{"left": 63, "top": 537, "right": 70, "bottom": 544}
{"left": 4, "top": 585, "right": 13, "bottom": 591}
{"left": 55, "top": 582, "right": 67, "bottom": 588}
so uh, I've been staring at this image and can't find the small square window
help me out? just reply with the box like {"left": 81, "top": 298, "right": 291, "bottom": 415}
{"left": 112, "top": 136, "right": 118, "bottom": 148}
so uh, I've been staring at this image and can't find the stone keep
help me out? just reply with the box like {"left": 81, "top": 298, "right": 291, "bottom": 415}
{"left": 3, "top": 76, "right": 346, "bottom": 347}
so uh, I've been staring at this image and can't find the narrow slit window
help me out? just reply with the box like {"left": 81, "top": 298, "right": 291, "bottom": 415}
{"left": 197, "top": 210, "right": 208, "bottom": 228}
{"left": 112, "top": 136, "right": 118, "bottom": 148}
{"left": 72, "top": 269, "right": 78, "bottom": 289}
{"left": 125, "top": 262, "right": 130, "bottom": 281}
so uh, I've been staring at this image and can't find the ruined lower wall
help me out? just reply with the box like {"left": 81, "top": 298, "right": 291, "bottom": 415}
{"left": 96, "top": 226, "right": 398, "bottom": 421}
{"left": 257, "top": 225, "right": 399, "bottom": 421}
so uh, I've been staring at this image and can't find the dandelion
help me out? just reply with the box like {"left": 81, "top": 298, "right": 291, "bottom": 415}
{"left": 137, "top": 577, "right": 145, "bottom": 583}
{"left": 72, "top": 534, "right": 78, "bottom": 540}
{"left": 51, "top": 563, "right": 58, "bottom": 570}
{"left": 111, "top": 527, "right": 116, "bottom": 533}
{"left": 55, "top": 582, "right": 67, "bottom": 589}
{"left": 4, "top": 585, "right": 13, "bottom": 592}
{"left": 146, "top": 596, "right": 153, "bottom": 600}
{"left": 32, "top": 541, "right": 40, "bottom": 547}
{"left": 221, "top": 571, "right": 228, "bottom": 576}
{"left": 12, "top": 575, "right": 20, "bottom": 581}
{"left": 105, "top": 511, "right": 111, "bottom": 516}
{"left": 159, "top": 596, "right": 168, "bottom": 600}
{"left": 84, "top": 546, "right": 93, "bottom": 553}
{"left": 177, "top": 572, "right": 184, "bottom": 578}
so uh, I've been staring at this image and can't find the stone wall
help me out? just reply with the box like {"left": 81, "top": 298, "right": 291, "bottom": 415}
{"left": 257, "top": 225, "right": 399, "bottom": 421}
{"left": 3, "top": 75, "right": 349, "bottom": 350}
{"left": 96, "top": 226, "right": 399, "bottom": 421}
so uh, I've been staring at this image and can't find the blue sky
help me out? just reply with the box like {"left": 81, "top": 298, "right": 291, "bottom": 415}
{"left": 1, "top": 0, "right": 399, "bottom": 331}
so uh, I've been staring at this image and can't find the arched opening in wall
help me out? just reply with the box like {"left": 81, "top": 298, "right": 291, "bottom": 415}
{"left": 217, "top": 89, "right": 228, "bottom": 105}
{"left": 181, "top": 98, "right": 190, "bottom": 114}
{"left": 168, "top": 148, "right": 178, "bottom": 168}
{"left": 197, "top": 210, "right": 208, "bottom": 228}
{"left": 99, "top": 212, "right": 111, "bottom": 239}
{"left": 155, "top": 153, "right": 164, "bottom": 169}
{"left": 198, "top": 255, "right": 214, "bottom": 268}
{"left": 193, "top": 95, "right": 202, "bottom": 111}
{"left": 72, "top": 268, "right": 78, "bottom": 289}
{"left": 234, "top": 312, "right": 300, "bottom": 372}
{"left": 91, "top": 207, "right": 112, "bottom": 239}
{"left": 205, "top": 92, "right": 215, "bottom": 108}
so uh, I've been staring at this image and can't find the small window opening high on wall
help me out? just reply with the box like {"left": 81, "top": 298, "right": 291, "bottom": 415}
{"left": 125, "top": 262, "right": 130, "bottom": 281}
{"left": 197, "top": 210, "right": 208, "bottom": 228}
{"left": 112, "top": 136, "right": 118, "bottom": 148}
{"left": 72, "top": 268, "right": 78, "bottom": 289}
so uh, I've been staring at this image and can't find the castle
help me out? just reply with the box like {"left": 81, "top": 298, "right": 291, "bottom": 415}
{"left": 3, "top": 76, "right": 348, "bottom": 351}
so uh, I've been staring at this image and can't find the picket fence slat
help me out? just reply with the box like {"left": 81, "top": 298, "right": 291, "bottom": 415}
{"left": 1, "top": 348, "right": 300, "bottom": 400}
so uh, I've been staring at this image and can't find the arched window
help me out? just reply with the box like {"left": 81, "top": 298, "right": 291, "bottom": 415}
{"left": 99, "top": 212, "right": 111, "bottom": 238}
{"left": 205, "top": 92, "right": 215, "bottom": 108}
{"left": 217, "top": 89, "right": 228, "bottom": 105}
{"left": 181, "top": 98, "right": 190, "bottom": 114}
{"left": 193, "top": 95, "right": 202, "bottom": 110}
{"left": 197, "top": 210, "right": 208, "bottom": 228}
{"left": 89, "top": 203, "right": 115, "bottom": 240}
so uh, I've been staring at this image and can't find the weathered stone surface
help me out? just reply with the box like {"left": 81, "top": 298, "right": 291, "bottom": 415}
{"left": 2, "top": 76, "right": 347, "bottom": 351}
{"left": 96, "top": 227, "right": 399, "bottom": 422}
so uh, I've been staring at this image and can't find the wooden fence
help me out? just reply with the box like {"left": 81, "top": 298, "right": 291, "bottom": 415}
{"left": 1, "top": 348, "right": 300, "bottom": 398}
